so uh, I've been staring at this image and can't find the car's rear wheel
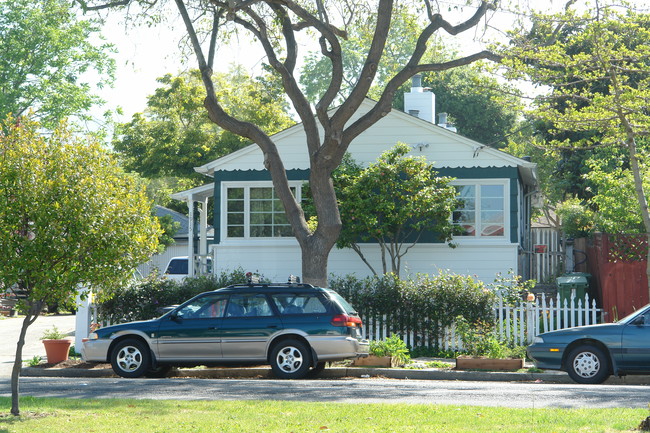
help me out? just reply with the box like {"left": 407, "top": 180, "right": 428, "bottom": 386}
{"left": 110, "top": 338, "right": 151, "bottom": 378}
{"left": 270, "top": 339, "right": 312, "bottom": 379}
{"left": 566, "top": 344, "right": 610, "bottom": 384}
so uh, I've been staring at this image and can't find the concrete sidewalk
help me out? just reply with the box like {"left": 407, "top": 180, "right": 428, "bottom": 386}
{"left": 0, "top": 314, "right": 76, "bottom": 378}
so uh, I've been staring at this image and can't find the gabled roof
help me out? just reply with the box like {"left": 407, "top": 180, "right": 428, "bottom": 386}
{"left": 194, "top": 99, "right": 537, "bottom": 186}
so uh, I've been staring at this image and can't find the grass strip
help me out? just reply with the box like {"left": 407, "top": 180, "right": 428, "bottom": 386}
{"left": 0, "top": 397, "right": 647, "bottom": 433}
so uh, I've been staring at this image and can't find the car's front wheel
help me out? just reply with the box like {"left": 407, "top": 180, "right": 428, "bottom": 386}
{"left": 566, "top": 344, "right": 610, "bottom": 384}
{"left": 110, "top": 338, "right": 151, "bottom": 378}
{"left": 270, "top": 339, "right": 312, "bottom": 379}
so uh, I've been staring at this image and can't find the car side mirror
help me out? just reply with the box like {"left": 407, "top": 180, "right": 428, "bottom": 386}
{"left": 170, "top": 311, "right": 182, "bottom": 322}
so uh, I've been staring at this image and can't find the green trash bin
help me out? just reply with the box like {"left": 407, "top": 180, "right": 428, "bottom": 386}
{"left": 557, "top": 273, "right": 590, "bottom": 305}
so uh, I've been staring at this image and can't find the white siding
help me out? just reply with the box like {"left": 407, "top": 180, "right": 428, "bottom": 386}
{"left": 201, "top": 100, "right": 521, "bottom": 173}
{"left": 137, "top": 243, "right": 188, "bottom": 277}
{"left": 212, "top": 241, "right": 519, "bottom": 285}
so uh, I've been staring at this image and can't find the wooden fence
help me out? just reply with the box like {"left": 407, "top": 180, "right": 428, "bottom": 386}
{"left": 360, "top": 292, "right": 602, "bottom": 351}
{"left": 529, "top": 227, "right": 563, "bottom": 284}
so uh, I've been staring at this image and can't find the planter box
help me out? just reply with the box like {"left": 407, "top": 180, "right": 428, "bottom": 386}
{"left": 352, "top": 355, "right": 394, "bottom": 368}
{"left": 455, "top": 357, "right": 525, "bottom": 371}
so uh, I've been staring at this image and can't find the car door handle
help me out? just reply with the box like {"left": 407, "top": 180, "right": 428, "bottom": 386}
{"left": 208, "top": 326, "right": 219, "bottom": 330}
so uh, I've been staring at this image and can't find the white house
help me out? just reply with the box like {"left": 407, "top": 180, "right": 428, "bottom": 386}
{"left": 172, "top": 79, "right": 538, "bottom": 284}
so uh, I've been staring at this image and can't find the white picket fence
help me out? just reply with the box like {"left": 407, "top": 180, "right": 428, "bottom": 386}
{"left": 360, "top": 292, "right": 603, "bottom": 351}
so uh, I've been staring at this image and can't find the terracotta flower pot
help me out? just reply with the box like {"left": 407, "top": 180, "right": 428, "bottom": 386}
{"left": 42, "top": 339, "right": 72, "bottom": 364}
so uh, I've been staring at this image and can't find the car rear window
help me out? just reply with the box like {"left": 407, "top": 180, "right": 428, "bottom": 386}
{"left": 166, "top": 258, "right": 188, "bottom": 275}
{"left": 327, "top": 291, "right": 357, "bottom": 315}
{"left": 271, "top": 293, "right": 328, "bottom": 315}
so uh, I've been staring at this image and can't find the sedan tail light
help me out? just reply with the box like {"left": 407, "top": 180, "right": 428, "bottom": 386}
{"left": 331, "top": 314, "right": 363, "bottom": 327}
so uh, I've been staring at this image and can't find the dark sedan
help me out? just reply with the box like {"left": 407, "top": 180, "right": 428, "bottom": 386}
{"left": 527, "top": 304, "right": 650, "bottom": 384}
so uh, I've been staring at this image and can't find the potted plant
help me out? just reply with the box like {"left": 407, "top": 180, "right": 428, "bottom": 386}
{"left": 41, "top": 326, "right": 72, "bottom": 364}
{"left": 454, "top": 316, "right": 525, "bottom": 371}
{"left": 353, "top": 335, "right": 411, "bottom": 368}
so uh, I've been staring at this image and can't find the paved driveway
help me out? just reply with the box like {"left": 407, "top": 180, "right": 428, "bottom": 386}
{"left": 0, "top": 314, "right": 76, "bottom": 378}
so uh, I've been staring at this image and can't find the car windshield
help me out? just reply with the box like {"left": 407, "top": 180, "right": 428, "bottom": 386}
{"left": 616, "top": 304, "right": 650, "bottom": 324}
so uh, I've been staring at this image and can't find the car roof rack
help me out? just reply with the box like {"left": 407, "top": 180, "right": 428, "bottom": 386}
{"left": 226, "top": 274, "right": 315, "bottom": 290}
{"left": 226, "top": 283, "right": 316, "bottom": 289}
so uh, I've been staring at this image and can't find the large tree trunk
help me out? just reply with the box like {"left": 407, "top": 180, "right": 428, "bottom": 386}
{"left": 298, "top": 167, "right": 341, "bottom": 286}
{"left": 11, "top": 301, "right": 41, "bottom": 416}
{"left": 301, "top": 240, "right": 332, "bottom": 287}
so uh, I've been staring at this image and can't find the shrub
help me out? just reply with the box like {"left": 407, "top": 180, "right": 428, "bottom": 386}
{"left": 369, "top": 335, "right": 411, "bottom": 366}
{"left": 454, "top": 315, "right": 526, "bottom": 359}
{"left": 96, "top": 267, "right": 254, "bottom": 323}
{"left": 330, "top": 271, "right": 496, "bottom": 350}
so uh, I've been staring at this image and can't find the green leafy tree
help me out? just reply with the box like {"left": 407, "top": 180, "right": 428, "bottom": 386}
{"left": 335, "top": 143, "right": 457, "bottom": 276}
{"left": 0, "top": 0, "right": 115, "bottom": 129}
{"left": 584, "top": 144, "right": 649, "bottom": 234}
{"left": 113, "top": 67, "right": 294, "bottom": 218}
{"left": 80, "top": 0, "right": 499, "bottom": 286}
{"left": 418, "top": 67, "right": 520, "bottom": 148}
{"left": 0, "top": 116, "right": 161, "bottom": 416}
{"left": 113, "top": 67, "right": 293, "bottom": 181}
{"left": 503, "top": 5, "right": 650, "bottom": 294}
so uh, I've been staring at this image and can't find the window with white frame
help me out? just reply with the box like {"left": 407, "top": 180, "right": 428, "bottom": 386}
{"left": 452, "top": 181, "right": 507, "bottom": 238}
{"left": 225, "top": 183, "right": 299, "bottom": 238}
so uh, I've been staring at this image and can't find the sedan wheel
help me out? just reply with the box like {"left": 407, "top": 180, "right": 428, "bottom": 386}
{"left": 566, "top": 344, "right": 610, "bottom": 384}
{"left": 111, "top": 339, "right": 151, "bottom": 378}
{"left": 270, "top": 339, "right": 312, "bottom": 379}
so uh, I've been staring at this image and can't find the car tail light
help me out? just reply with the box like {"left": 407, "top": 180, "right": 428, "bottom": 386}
{"left": 331, "top": 314, "right": 363, "bottom": 327}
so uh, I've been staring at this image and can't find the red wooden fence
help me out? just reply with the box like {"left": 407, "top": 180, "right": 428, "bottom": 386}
{"left": 583, "top": 233, "right": 649, "bottom": 322}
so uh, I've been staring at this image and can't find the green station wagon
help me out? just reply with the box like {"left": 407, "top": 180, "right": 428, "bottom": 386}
{"left": 83, "top": 282, "right": 369, "bottom": 379}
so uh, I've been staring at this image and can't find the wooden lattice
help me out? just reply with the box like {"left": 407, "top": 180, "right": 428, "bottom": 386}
{"left": 607, "top": 234, "right": 648, "bottom": 263}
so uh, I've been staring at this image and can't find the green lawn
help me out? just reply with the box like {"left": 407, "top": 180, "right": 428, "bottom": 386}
{"left": 0, "top": 398, "right": 647, "bottom": 432}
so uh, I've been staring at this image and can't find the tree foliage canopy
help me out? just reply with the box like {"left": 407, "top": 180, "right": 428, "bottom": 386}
{"left": 0, "top": 117, "right": 161, "bottom": 306}
{"left": 113, "top": 67, "right": 293, "bottom": 181}
{"left": 0, "top": 0, "right": 115, "bottom": 129}
{"left": 417, "top": 67, "right": 520, "bottom": 148}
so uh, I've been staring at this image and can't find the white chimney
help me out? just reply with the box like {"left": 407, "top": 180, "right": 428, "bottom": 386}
{"left": 404, "top": 74, "right": 435, "bottom": 123}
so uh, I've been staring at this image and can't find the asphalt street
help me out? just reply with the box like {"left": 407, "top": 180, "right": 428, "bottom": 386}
{"left": 1, "top": 376, "right": 649, "bottom": 408}
{"left": 0, "top": 314, "right": 76, "bottom": 378}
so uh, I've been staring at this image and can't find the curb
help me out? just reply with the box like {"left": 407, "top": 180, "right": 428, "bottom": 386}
{"left": 20, "top": 366, "right": 650, "bottom": 384}
{"left": 21, "top": 366, "right": 582, "bottom": 383}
